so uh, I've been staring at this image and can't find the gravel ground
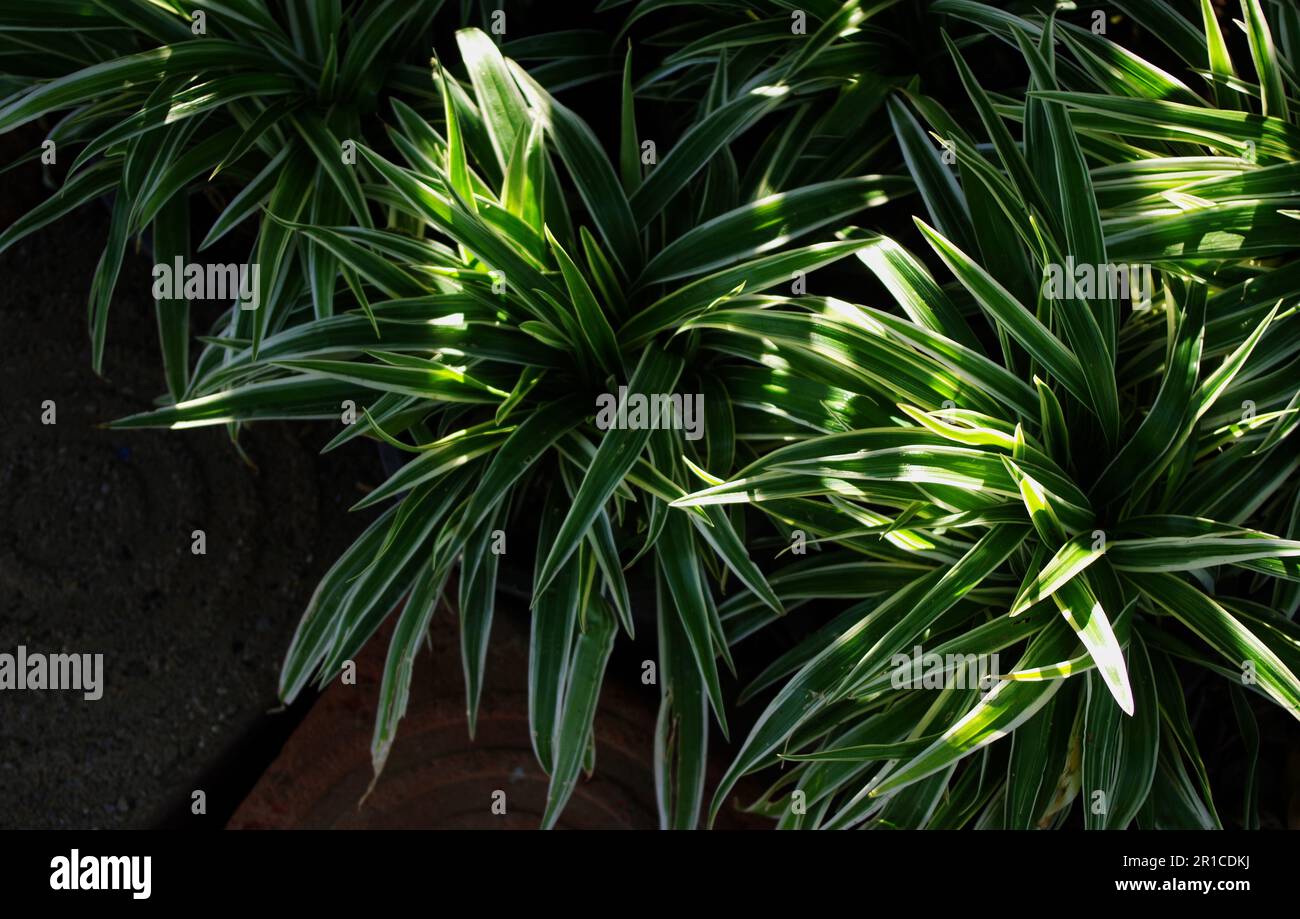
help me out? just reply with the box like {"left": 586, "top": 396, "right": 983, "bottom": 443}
{"left": 0, "top": 129, "right": 383, "bottom": 828}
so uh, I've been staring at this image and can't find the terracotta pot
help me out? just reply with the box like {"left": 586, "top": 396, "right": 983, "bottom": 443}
{"left": 230, "top": 593, "right": 766, "bottom": 829}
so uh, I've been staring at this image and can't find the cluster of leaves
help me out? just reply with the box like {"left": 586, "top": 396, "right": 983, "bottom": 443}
{"left": 3, "top": 0, "right": 1299, "bottom": 829}
{"left": 674, "top": 0, "right": 1300, "bottom": 828}
{"left": 108, "top": 15, "right": 908, "bottom": 826}
{"left": 0, "top": 0, "right": 464, "bottom": 397}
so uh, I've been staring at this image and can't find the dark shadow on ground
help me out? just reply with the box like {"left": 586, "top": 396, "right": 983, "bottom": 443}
{"left": 0, "top": 127, "right": 383, "bottom": 828}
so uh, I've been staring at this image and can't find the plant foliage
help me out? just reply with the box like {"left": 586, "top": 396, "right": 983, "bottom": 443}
{"left": 2, "top": 0, "right": 1298, "bottom": 829}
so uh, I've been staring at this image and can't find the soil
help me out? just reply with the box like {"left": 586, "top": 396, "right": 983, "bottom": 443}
{"left": 0, "top": 127, "right": 385, "bottom": 828}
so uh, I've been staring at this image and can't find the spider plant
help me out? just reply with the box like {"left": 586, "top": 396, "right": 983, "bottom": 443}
{"left": 109, "top": 26, "right": 909, "bottom": 827}
{"left": 674, "top": 1, "right": 1300, "bottom": 828}
{"left": 0, "top": 0, "right": 453, "bottom": 396}
{"left": 14, "top": 0, "right": 1296, "bottom": 830}
{"left": 609, "top": 0, "right": 947, "bottom": 201}
{"left": 613, "top": 0, "right": 932, "bottom": 101}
